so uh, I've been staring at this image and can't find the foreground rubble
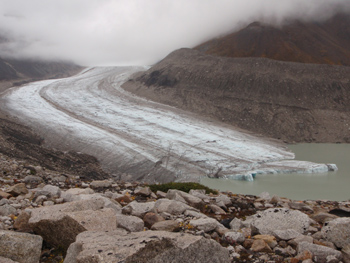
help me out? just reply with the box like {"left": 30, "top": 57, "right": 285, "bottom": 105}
{"left": 1, "top": 153, "right": 350, "bottom": 263}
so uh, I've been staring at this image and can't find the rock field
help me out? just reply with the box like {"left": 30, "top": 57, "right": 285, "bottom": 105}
{"left": 1, "top": 152, "right": 350, "bottom": 263}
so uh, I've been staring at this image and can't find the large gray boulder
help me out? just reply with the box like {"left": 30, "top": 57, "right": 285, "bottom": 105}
{"left": 154, "top": 199, "right": 195, "bottom": 215}
{"left": 34, "top": 185, "right": 61, "bottom": 199}
{"left": 116, "top": 214, "right": 144, "bottom": 232}
{"left": 166, "top": 190, "right": 204, "bottom": 209}
{"left": 66, "top": 193, "right": 122, "bottom": 214}
{"left": 28, "top": 200, "right": 115, "bottom": 250}
{"left": 122, "top": 201, "right": 155, "bottom": 218}
{"left": 0, "top": 230, "right": 42, "bottom": 263}
{"left": 189, "top": 218, "right": 222, "bottom": 233}
{"left": 0, "top": 204, "right": 17, "bottom": 216}
{"left": 322, "top": 217, "right": 350, "bottom": 249}
{"left": 248, "top": 208, "right": 310, "bottom": 235}
{"left": 297, "top": 242, "right": 343, "bottom": 263}
{"left": 64, "top": 230, "right": 230, "bottom": 263}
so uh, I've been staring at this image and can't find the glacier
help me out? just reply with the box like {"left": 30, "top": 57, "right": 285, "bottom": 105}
{"left": 0, "top": 67, "right": 337, "bottom": 182}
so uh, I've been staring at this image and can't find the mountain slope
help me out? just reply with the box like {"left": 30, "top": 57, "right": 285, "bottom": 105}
{"left": 195, "top": 13, "right": 350, "bottom": 66}
{"left": 123, "top": 48, "right": 350, "bottom": 143}
{"left": 0, "top": 57, "right": 82, "bottom": 81}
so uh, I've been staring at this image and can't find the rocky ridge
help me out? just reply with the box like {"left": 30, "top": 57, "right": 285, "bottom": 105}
{"left": 1, "top": 153, "right": 350, "bottom": 263}
{"left": 123, "top": 48, "right": 350, "bottom": 143}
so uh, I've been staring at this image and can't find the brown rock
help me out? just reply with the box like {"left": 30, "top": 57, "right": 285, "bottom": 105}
{"left": 13, "top": 211, "right": 31, "bottom": 232}
{"left": 0, "top": 190, "right": 11, "bottom": 199}
{"left": 143, "top": 212, "right": 165, "bottom": 228}
{"left": 251, "top": 239, "right": 273, "bottom": 253}
{"left": 243, "top": 239, "right": 254, "bottom": 249}
{"left": 253, "top": 234, "right": 277, "bottom": 249}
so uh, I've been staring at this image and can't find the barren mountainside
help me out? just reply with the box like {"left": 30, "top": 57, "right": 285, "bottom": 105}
{"left": 195, "top": 13, "right": 350, "bottom": 66}
{"left": 123, "top": 48, "right": 350, "bottom": 143}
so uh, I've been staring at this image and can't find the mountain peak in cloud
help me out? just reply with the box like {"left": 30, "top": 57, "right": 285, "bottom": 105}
{"left": 195, "top": 12, "right": 350, "bottom": 66}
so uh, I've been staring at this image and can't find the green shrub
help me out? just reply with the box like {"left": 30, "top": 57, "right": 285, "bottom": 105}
{"left": 149, "top": 182, "right": 218, "bottom": 195}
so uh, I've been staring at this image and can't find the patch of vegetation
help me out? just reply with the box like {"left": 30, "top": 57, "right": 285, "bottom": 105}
{"left": 149, "top": 182, "right": 218, "bottom": 195}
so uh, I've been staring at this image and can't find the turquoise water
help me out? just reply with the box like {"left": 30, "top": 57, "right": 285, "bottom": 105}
{"left": 201, "top": 144, "right": 350, "bottom": 201}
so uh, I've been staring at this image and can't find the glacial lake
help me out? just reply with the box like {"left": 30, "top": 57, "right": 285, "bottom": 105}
{"left": 201, "top": 144, "right": 350, "bottom": 201}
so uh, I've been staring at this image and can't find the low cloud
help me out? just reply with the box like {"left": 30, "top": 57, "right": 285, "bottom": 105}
{"left": 0, "top": 0, "right": 349, "bottom": 66}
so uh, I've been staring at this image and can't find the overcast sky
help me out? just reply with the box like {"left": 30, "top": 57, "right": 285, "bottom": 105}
{"left": 0, "top": 0, "right": 349, "bottom": 66}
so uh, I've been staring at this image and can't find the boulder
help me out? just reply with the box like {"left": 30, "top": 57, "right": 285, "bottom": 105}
{"left": 209, "top": 204, "right": 226, "bottom": 215}
{"left": 75, "top": 194, "right": 122, "bottom": 213}
{"left": 66, "top": 208, "right": 117, "bottom": 232}
{"left": 253, "top": 235, "right": 277, "bottom": 249}
{"left": 28, "top": 199, "right": 108, "bottom": 249}
{"left": 184, "top": 210, "right": 208, "bottom": 219}
{"left": 342, "top": 244, "right": 350, "bottom": 263}
{"left": 248, "top": 208, "right": 310, "bottom": 235}
{"left": 151, "top": 220, "right": 180, "bottom": 232}
{"left": 229, "top": 218, "right": 243, "bottom": 231}
{"left": 134, "top": 187, "right": 152, "bottom": 197}
{"left": 224, "top": 231, "right": 245, "bottom": 244}
{"left": 64, "top": 230, "right": 230, "bottom": 263}
{"left": 34, "top": 185, "right": 61, "bottom": 198}
{"left": 154, "top": 199, "right": 195, "bottom": 215}
{"left": 0, "top": 204, "right": 17, "bottom": 216}
{"left": 0, "top": 190, "right": 11, "bottom": 199}
{"left": 215, "top": 195, "right": 232, "bottom": 207}
{"left": 0, "top": 256, "right": 19, "bottom": 263}
{"left": 116, "top": 214, "right": 144, "bottom": 232}
{"left": 5, "top": 183, "right": 28, "bottom": 197}
{"left": 189, "top": 218, "right": 221, "bottom": 233}
{"left": 122, "top": 201, "right": 155, "bottom": 218}
{"left": 297, "top": 242, "right": 343, "bottom": 263}
{"left": 90, "top": 180, "right": 112, "bottom": 189}
{"left": 251, "top": 239, "right": 273, "bottom": 253}
{"left": 166, "top": 189, "right": 204, "bottom": 209}
{"left": 13, "top": 211, "right": 31, "bottom": 231}
{"left": 143, "top": 212, "right": 165, "bottom": 228}
{"left": 0, "top": 230, "right": 42, "bottom": 263}
{"left": 311, "top": 212, "right": 338, "bottom": 224}
{"left": 23, "top": 176, "right": 43, "bottom": 185}
{"left": 322, "top": 217, "right": 350, "bottom": 249}
{"left": 273, "top": 229, "right": 302, "bottom": 241}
